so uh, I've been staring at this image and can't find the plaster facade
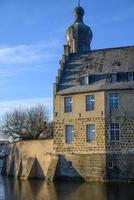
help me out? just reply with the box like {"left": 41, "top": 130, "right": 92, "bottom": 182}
{"left": 54, "top": 91, "right": 106, "bottom": 154}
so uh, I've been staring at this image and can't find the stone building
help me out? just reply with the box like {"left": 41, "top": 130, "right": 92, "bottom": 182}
{"left": 54, "top": 4, "right": 134, "bottom": 181}
{"left": 3, "top": 4, "right": 134, "bottom": 182}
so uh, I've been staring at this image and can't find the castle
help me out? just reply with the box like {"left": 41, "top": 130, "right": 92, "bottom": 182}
{"left": 3, "top": 3, "right": 134, "bottom": 182}
{"left": 53, "top": 4, "right": 134, "bottom": 180}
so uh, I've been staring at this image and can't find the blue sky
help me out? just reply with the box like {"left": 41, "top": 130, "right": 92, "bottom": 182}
{"left": 0, "top": 0, "right": 134, "bottom": 119}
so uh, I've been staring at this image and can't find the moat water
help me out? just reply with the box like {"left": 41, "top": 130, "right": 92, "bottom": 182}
{"left": 0, "top": 175, "right": 134, "bottom": 200}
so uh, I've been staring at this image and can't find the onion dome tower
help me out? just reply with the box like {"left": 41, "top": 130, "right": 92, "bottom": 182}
{"left": 66, "top": 1, "right": 93, "bottom": 54}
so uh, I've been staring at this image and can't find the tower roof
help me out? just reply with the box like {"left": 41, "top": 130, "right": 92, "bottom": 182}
{"left": 66, "top": 4, "right": 93, "bottom": 54}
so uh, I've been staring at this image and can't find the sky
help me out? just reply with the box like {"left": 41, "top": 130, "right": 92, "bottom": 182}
{"left": 0, "top": 0, "right": 134, "bottom": 120}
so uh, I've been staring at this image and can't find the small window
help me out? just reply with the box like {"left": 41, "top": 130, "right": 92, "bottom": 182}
{"left": 110, "top": 123, "right": 120, "bottom": 141}
{"left": 111, "top": 74, "right": 117, "bottom": 83}
{"left": 86, "top": 95, "right": 95, "bottom": 111}
{"left": 86, "top": 124, "right": 96, "bottom": 143}
{"left": 64, "top": 97, "right": 72, "bottom": 113}
{"left": 109, "top": 93, "right": 119, "bottom": 110}
{"left": 83, "top": 76, "right": 89, "bottom": 85}
{"left": 108, "top": 162, "right": 113, "bottom": 169}
{"left": 128, "top": 72, "right": 133, "bottom": 81}
{"left": 65, "top": 125, "right": 74, "bottom": 144}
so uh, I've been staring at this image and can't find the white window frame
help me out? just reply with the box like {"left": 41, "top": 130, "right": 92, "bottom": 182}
{"left": 109, "top": 93, "right": 119, "bottom": 110}
{"left": 86, "top": 95, "right": 95, "bottom": 111}
{"left": 109, "top": 123, "right": 120, "bottom": 142}
{"left": 83, "top": 75, "right": 89, "bottom": 85}
{"left": 64, "top": 97, "right": 73, "bottom": 113}
{"left": 65, "top": 125, "right": 74, "bottom": 144}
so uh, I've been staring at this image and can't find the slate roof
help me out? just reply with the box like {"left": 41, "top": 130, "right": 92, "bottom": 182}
{"left": 57, "top": 46, "right": 134, "bottom": 95}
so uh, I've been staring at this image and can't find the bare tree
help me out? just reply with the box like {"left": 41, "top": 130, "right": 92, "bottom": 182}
{"left": 1, "top": 108, "right": 26, "bottom": 138}
{"left": 25, "top": 104, "right": 49, "bottom": 138}
{"left": 1, "top": 104, "right": 49, "bottom": 139}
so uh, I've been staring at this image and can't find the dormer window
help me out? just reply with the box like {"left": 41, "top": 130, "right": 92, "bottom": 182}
{"left": 128, "top": 72, "right": 133, "bottom": 81}
{"left": 112, "top": 61, "right": 121, "bottom": 67}
{"left": 83, "top": 75, "right": 89, "bottom": 85}
{"left": 111, "top": 74, "right": 117, "bottom": 83}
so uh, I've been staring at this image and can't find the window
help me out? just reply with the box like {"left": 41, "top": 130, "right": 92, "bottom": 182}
{"left": 128, "top": 72, "right": 133, "bottom": 81}
{"left": 83, "top": 76, "right": 89, "bottom": 85}
{"left": 86, "top": 95, "right": 95, "bottom": 111}
{"left": 86, "top": 124, "right": 96, "bottom": 143}
{"left": 111, "top": 74, "right": 117, "bottom": 83}
{"left": 110, "top": 123, "right": 120, "bottom": 141}
{"left": 109, "top": 93, "right": 119, "bottom": 110}
{"left": 108, "top": 162, "right": 113, "bottom": 169}
{"left": 80, "top": 76, "right": 89, "bottom": 85}
{"left": 65, "top": 125, "right": 74, "bottom": 144}
{"left": 64, "top": 97, "right": 72, "bottom": 113}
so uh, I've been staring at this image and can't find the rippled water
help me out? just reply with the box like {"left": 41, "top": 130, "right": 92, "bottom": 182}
{"left": 0, "top": 175, "right": 134, "bottom": 200}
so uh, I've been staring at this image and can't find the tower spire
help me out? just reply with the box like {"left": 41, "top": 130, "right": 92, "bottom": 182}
{"left": 66, "top": 1, "right": 93, "bottom": 54}
{"left": 78, "top": 0, "right": 81, "bottom": 7}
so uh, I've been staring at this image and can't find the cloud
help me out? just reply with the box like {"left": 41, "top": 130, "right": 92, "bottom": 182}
{"left": 0, "top": 97, "right": 53, "bottom": 120}
{"left": 0, "top": 40, "right": 60, "bottom": 65}
{"left": 0, "top": 40, "right": 61, "bottom": 81}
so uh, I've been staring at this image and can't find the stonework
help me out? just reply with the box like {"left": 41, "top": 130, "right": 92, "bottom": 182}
{"left": 4, "top": 140, "right": 58, "bottom": 181}
{"left": 52, "top": 4, "right": 134, "bottom": 182}
{"left": 2, "top": 4, "right": 134, "bottom": 182}
{"left": 54, "top": 90, "right": 134, "bottom": 153}
{"left": 53, "top": 44, "right": 134, "bottom": 181}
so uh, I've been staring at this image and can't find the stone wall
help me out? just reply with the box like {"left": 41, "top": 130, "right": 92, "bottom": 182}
{"left": 105, "top": 153, "right": 134, "bottom": 180}
{"left": 55, "top": 153, "right": 106, "bottom": 181}
{"left": 3, "top": 139, "right": 134, "bottom": 181}
{"left": 53, "top": 89, "right": 134, "bottom": 181}
{"left": 2, "top": 88, "right": 134, "bottom": 181}
{"left": 54, "top": 117, "right": 106, "bottom": 153}
{"left": 54, "top": 90, "right": 134, "bottom": 154}
{"left": 5, "top": 139, "right": 58, "bottom": 181}
{"left": 55, "top": 153, "right": 134, "bottom": 181}
{"left": 54, "top": 91, "right": 106, "bottom": 154}
{"left": 105, "top": 90, "right": 134, "bottom": 153}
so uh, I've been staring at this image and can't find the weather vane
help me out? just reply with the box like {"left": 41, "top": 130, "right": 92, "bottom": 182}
{"left": 78, "top": 0, "right": 81, "bottom": 6}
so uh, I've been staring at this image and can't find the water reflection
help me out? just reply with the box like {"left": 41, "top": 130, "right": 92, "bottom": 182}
{"left": 0, "top": 176, "right": 134, "bottom": 200}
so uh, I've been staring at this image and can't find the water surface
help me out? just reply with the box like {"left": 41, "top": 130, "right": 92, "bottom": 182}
{"left": 0, "top": 176, "right": 134, "bottom": 200}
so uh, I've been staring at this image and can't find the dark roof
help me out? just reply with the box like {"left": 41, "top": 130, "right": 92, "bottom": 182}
{"left": 56, "top": 45, "right": 134, "bottom": 95}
